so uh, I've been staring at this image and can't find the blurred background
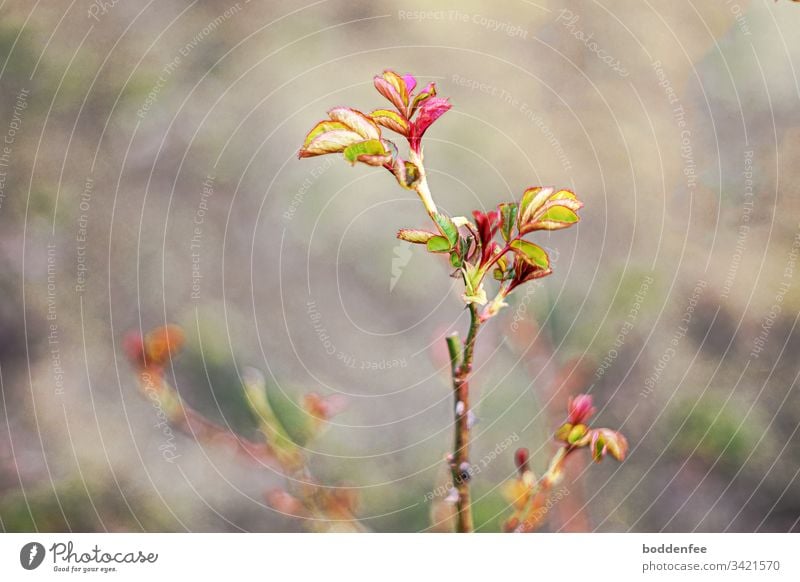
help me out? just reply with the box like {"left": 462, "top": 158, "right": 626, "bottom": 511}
{"left": 1, "top": 0, "right": 799, "bottom": 532}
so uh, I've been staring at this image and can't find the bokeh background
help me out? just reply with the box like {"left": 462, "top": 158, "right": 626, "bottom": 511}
{"left": 1, "top": 0, "right": 799, "bottom": 532}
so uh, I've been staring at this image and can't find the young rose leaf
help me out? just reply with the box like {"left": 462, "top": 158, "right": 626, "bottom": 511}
{"left": 452, "top": 215, "right": 474, "bottom": 229}
{"left": 498, "top": 203, "right": 518, "bottom": 242}
{"left": 510, "top": 239, "right": 549, "bottom": 270}
{"left": 328, "top": 107, "right": 381, "bottom": 140}
{"left": 450, "top": 249, "right": 463, "bottom": 268}
{"left": 402, "top": 73, "right": 417, "bottom": 94}
{"left": 302, "top": 120, "right": 349, "bottom": 148}
{"left": 461, "top": 262, "right": 488, "bottom": 305}
{"left": 397, "top": 229, "right": 437, "bottom": 244}
{"left": 518, "top": 188, "right": 583, "bottom": 233}
{"left": 434, "top": 213, "right": 459, "bottom": 247}
{"left": 410, "top": 81, "right": 437, "bottom": 116}
{"left": 520, "top": 205, "right": 579, "bottom": 233}
{"left": 551, "top": 189, "right": 578, "bottom": 201}
{"left": 374, "top": 70, "right": 410, "bottom": 114}
{"left": 590, "top": 428, "right": 629, "bottom": 463}
{"left": 343, "top": 139, "right": 390, "bottom": 166}
{"left": 299, "top": 128, "right": 365, "bottom": 157}
{"left": 449, "top": 236, "right": 471, "bottom": 268}
{"left": 370, "top": 109, "right": 410, "bottom": 135}
{"left": 426, "top": 235, "right": 451, "bottom": 253}
{"left": 493, "top": 255, "right": 509, "bottom": 281}
{"left": 409, "top": 97, "right": 451, "bottom": 152}
{"left": 518, "top": 186, "right": 555, "bottom": 226}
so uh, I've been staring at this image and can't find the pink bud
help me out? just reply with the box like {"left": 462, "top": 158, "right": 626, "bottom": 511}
{"left": 567, "top": 394, "right": 596, "bottom": 425}
{"left": 514, "top": 447, "right": 530, "bottom": 473}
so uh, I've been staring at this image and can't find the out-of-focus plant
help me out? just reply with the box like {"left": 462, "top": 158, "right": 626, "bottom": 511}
{"left": 296, "top": 70, "right": 628, "bottom": 532}
{"left": 124, "top": 70, "right": 627, "bottom": 533}
{"left": 502, "top": 395, "right": 627, "bottom": 532}
{"left": 123, "top": 325, "right": 362, "bottom": 531}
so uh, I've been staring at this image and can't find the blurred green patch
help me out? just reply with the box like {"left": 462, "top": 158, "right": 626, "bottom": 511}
{"left": 472, "top": 490, "right": 509, "bottom": 532}
{"left": 670, "top": 394, "right": 761, "bottom": 469}
{"left": 177, "top": 315, "right": 260, "bottom": 439}
{"left": 0, "top": 475, "right": 176, "bottom": 532}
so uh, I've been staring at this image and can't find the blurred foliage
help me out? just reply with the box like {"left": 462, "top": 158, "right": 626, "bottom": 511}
{"left": 0, "top": 476, "right": 177, "bottom": 532}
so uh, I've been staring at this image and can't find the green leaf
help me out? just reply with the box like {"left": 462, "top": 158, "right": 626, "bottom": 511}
{"left": 551, "top": 189, "right": 578, "bottom": 201}
{"left": 426, "top": 235, "right": 451, "bottom": 253}
{"left": 343, "top": 139, "right": 387, "bottom": 165}
{"left": 540, "top": 205, "right": 578, "bottom": 223}
{"left": 519, "top": 200, "right": 582, "bottom": 233}
{"left": 533, "top": 206, "right": 579, "bottom": 231}
{"left": 498, "top": 203, "right": 518, "bottom": 242}
{"left": 538, "top": 206, "right": 579, "bottom": 224}
{"left": 510, "top": 240, "right": 550, "bottom": 269}
{"left": 433, "top": 213, "right": 459, "bottom": 247}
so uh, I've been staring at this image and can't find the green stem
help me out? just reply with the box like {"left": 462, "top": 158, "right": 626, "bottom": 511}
{"left": 446, "top": 333, "right": 462, "bottom": 373}
{"left": 449, "top": 303, "right": 481, "bottom": 533}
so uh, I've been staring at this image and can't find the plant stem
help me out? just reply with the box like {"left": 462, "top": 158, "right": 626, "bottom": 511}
{"left": 411, "top": 151, "right": 478, "bottom": 532}
{"left": 409, "top": 149, "right": 439, "bottom": 220}
{"left": 449, "top": 303, "right": 481, "bottom": 532}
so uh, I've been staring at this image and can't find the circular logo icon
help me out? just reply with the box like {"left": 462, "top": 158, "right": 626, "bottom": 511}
{"left": 20, "top": 542, "right": 46, "bottom": 570}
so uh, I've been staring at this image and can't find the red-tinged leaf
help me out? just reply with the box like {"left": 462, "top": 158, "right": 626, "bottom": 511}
{"left": 299, "top": 129, "right": 364, "bottom": 157}
{"left": 402, "top": 73, "right": 417, "bottom": 94}
{"left": 472, "top": 209, "right": 501, "bottom": 264}
{"left": 302, "top": 120, "right": 349, "bottom": 148}
{"left": 590, "top": 428, "right": 629, "bottom": 462}
{"left": 327, "top": 107, "right": 381, "bottom": 140}
{"left": 518, "top": 186, "right": 554, "bottom": 226}
{"left": 551, "top": 189, "right": 578, "bottom": 201}
{"left": 426, "top": 235, "right": 451, "bottom": 253}
{"left": 370, "top": 109, "right": 410, "bottom": 136}
{"left": 510, "top": 239, "right": 550, "bottom": 270}
{"left": 357, "top": 154, "right": 393, "bottom": 166}
{"left": 412, "top": 97, "right": 451, "bottom": 136}
{"left": 520, "top": 205, "right": 580, "bottom": 233}
{"left": 518, "top": 188, "right": 584, "bottom": 232}
{"left": 397, "top": 229, "right": 437, "bottom": 244}
{"left": 374, "top": 71, "right": 408, "bottom": 113}
{"left": 410, "top": 82, "right": 437, "bottom": 115}
{"left": 409, "top": 97, "right": 451, "bottom": 152}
